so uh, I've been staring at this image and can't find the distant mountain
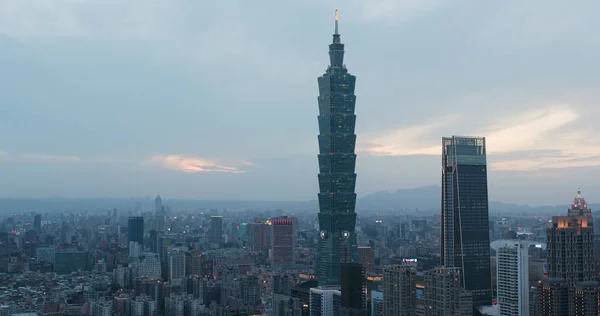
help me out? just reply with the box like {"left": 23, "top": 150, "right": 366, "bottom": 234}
{"left": 0, "top": 186, "right": 596, "bottom": 215}
{"left": 357, "top": 186, "right": 600, "bottom": 215}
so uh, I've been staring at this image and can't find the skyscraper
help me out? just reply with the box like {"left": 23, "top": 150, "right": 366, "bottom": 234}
{"left": 128, "top": 216, "right": 144, "bottom": 246}
{"left": 33, "top": 214, "right": 41, "bottom": 231}
{"left": 547, "top": 190, "right": 595, "bottom": 287}
{"left": 270, "top": 216, "right": 296, "bottom": 266}
{"left": 440, "top": 136, "right": 492, "bottom": 306}
{"left": 210, "top": 216, "right": 223, "bottom": 245}
{"left": 496, "top": 240, "right": 529, "bottom": 315}
{"left": 315, "top": 10, "right": 359, "bottom": 287}
{"left": 340, "top": 263, "right": 366, "bottom": 316}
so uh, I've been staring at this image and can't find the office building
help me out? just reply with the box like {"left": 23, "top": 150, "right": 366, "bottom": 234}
{"left": 315, "top": 10, "right": 360, "bottom": 287}
{"left": 309, "top": 287, "right": 341, "bottom": 316}
{"left": 128, "top": 217, "right": 145, "bottom": 246}
{"left": 271, "top": 216, "right": 296, "bottom": 266}
{"left": 210, "top": 216, "right": 223, "bottom": 245}
{"left": 440, "top": 136, "right": 492, "bottom": 306}
{"left": 496, "top": 241, "right": 529, "bottom": 315}
{"left": 536, "top": 278, "right": 569, "bottom": 316}
{"left": 547, "top": 190, "right": 595, "bottom": 287}
{"left": 340, "top": 263, "right": 366, "bottom": 315}
{"left": 383, "top": 264, "right": 416, "bottom": 315}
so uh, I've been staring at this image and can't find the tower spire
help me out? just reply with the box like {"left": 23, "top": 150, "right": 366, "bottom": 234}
{"left": 335, "top": 10, "right": 339, "bottom": 35}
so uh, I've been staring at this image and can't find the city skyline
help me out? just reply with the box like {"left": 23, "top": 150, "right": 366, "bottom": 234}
{"left": 2, "top": 1, "right": 600, "bottom": 205}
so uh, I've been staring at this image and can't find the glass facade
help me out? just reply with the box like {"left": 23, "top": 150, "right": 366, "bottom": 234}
{"left": 440, "top": 136, "right": 492, "bottom": 306}
{"left": 315, "top": 14, "right": 359, "bottom": 286}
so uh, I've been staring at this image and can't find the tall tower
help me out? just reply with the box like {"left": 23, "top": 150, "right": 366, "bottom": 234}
{"left": 316, "top": 10, "right": 359, "bottom": 287}
{"left": 547, "top": 190, "right": 595, "bottom": 287}
{"left": 440, "top": 136, "right": 492, "bottom": 306}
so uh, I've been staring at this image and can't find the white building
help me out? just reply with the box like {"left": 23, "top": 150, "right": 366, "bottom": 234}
{"left": 309, "top": 287, "right": 340, "bottom": 316}
{"left": 496, "top": 240, "right": 529, "bottom": 316}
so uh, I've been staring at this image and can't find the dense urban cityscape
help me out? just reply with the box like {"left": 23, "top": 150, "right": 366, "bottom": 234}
{"left": 1, "top": 7, "right": 598, "bottom": 316}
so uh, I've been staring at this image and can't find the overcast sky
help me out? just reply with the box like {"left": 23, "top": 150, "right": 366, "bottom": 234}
{"left": 1, "top": 0, "right": 599, "bottom": 205}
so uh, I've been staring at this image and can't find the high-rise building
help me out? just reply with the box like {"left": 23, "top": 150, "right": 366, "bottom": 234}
{"left": 424, "top": 266, "right": 471, "bottom": 316}
{"left": 371, "top": 291, "right": 383, "bottom": 316}
{"left": 128, "top": 217, "right": 145, "bottom": 246}
{"left": 169, "top": 251, "right": 186, "bottom": 281}
{"left": 536, "top": 278, "right": 569, "bottom": 316}
{"left": 572, "top": 281, "right": 600, "bottom": 316}
{"left": 440, "top": 136, "right": 492, "bottom": 306}
{"left": 315, "top": 10, "right": 360, "bottom": 287}
{"left": 139, "top": 252, "right": 161, "bottom": 279}
{"left": 340, "top": 263, "right": 366, "bottom": 316}
{"left": 210, "top": 216, "right": 223, "bottom": 245}
{"left": 250, "top": 221, "right": 269, "bottom": 252}
{"left": 164, "top": 294, "right": 185, "bottom": 316}
{"left": 547, "top": 190, "right": 595, "bottom": 287}
{"left": 357, "top": 247, "right": 374, "bottom": 273}
{"left": 33, "top": 214, "right": 41, "bottom": 231}
{"left": 155, "top": 195, "right": 166, "bottom": 231}
{"left": 383, "top": 264, "right": 416, "bottom": 315}
{"left": 271, "top": 216, "right": 296, "bottom": 266}
{"left": 496, "top": 240, "right": 529, "bottom": 316}
{"left": 310, "top": 287, "right": 341, "bottom": 316}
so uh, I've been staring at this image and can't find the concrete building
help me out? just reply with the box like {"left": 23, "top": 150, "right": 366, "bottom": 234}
{"left": 547, "top": 190, "right": 595, "bottom": 287}
{"left": 496, "top": 240, "right": 529, "bottom": 315}
{"left": 424, "top": 266, "right": 472, "bottom": 316}
{"left": 383, "top": 264, "right": 416, "bottom": 315}
{"left": 169, "top": 251, "right": 186, "bottom": 281}
{"left": 270, "top": 217, "right": 296, "bottom": 266}
{"left": 309, "top": 287, "right": 341, "bottom": 316}
{"left": 536, "top": 278, "right": 569, "bottom": 316}
{"left": 370, "top": 291, "right": 383, "bottom": 316}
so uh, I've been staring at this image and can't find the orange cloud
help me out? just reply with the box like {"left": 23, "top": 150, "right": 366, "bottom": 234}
{"left": 147, "top": 155, "right": 247, "bottom": 174}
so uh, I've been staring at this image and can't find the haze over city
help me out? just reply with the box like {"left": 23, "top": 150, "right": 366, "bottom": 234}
{"left": 1, "top": 0, "right": 600, "bottom": 205}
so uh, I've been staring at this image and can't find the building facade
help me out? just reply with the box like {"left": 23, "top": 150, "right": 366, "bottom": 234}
{"left": 128, "top": 217, "right": 145, "bottom": 246}
{"left": 315, "top": 10, "right": 360, "bottom": 287}
{"left": 547, "top": 190, "right": 595, "bottom": 287}
{"left": 310, "top": 287, "right": 341, "bottom": 316}
{"left": 271, "top": 217, "right": 296, "bottom": 266}
{"left": 210, "top": 216, "right": 223, "bottom": 245}
{"left": 424, "top": 266, "right": 471, "bottom": 316}
{"left": 340, "top": 263, "right": 366, "bottom": 315}
{"left": 383, "top": 264, "right": 416, "bottom": 315}
{"left": 496, "top": 241, "right": 529, "bottom": 316}
{"left": 440, "top": 136, "right": 492, "bottom": 306}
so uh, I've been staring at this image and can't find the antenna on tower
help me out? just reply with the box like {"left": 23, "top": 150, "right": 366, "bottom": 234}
{"left": 335, "top": 10, "right": 339, "bottom": 35}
